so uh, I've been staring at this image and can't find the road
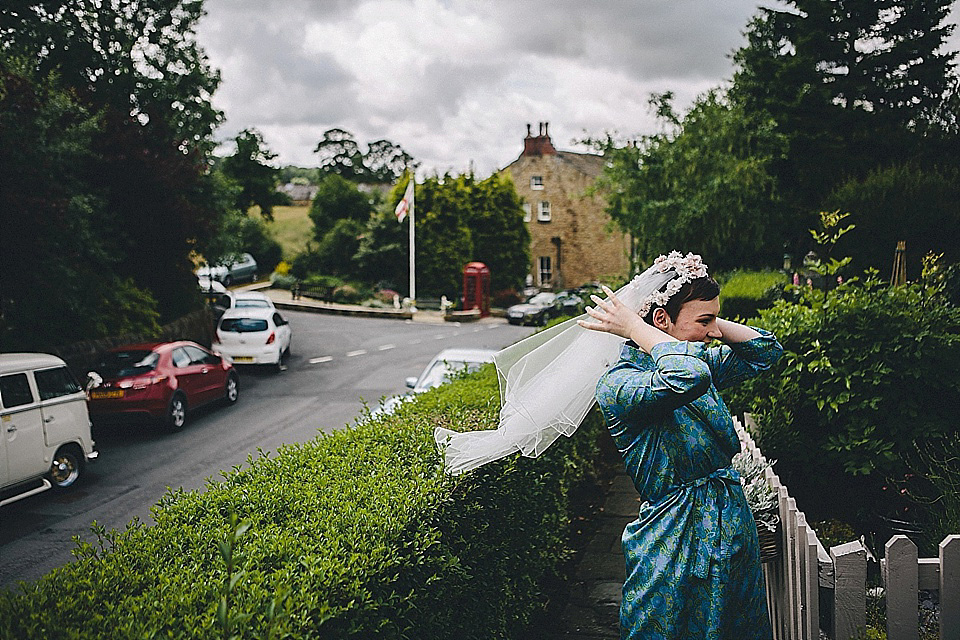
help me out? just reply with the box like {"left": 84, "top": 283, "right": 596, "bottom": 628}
{"left": 0, "top": 310, "right": 535, "bottom": 590}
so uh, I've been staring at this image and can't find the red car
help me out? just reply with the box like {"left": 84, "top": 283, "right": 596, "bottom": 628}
{"left": 87, "top": 341, "right": 238, "bottom": 430}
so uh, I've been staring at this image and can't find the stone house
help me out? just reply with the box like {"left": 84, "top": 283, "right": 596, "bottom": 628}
{"left": 503, "top": 122, "right": 631, "bottom": 290}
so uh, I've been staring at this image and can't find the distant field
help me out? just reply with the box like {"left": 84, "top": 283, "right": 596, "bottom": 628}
{"left": 252, "top": 205, "right": 313, "bottom": 260}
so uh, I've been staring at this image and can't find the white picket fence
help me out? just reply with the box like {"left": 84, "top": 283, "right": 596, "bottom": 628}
{"left": 737, "top": 414, "right": 960, "bottom": 640}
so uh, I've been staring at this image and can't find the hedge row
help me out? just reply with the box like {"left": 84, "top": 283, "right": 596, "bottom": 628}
{"left": 0, "top": 364, "right": 606, "bottom": 639}
{"left": 718, "top": 270, "right": 788, "bottom": 321}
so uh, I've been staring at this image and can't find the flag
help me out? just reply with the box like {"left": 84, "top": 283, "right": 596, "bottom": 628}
{"left": 395, "top": 179, "right": 414, "bottom": 223}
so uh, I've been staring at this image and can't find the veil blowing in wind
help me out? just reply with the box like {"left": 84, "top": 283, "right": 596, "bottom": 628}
{"left": 434, "top": 252, "right": 708, "bottom": 475}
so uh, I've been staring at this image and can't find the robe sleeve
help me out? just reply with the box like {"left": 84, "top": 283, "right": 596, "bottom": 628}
{"left": 597, "top": 341, "right": 713, "bottom": 426}
{"left": 701, "top": 328, "right": 783, "bottom": 391}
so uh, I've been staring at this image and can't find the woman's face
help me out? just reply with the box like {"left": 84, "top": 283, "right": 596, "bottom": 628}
{"left": 656, "top": 297, "right": 722, "bottom": 344}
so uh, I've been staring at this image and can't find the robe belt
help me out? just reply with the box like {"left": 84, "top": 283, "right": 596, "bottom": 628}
{"left": 676, "top": 466, "right": 741, "bottom": 579}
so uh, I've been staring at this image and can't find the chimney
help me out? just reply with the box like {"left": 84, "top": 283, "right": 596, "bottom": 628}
{"left": 522, "top": 121, "right": 557, "bottom": 157}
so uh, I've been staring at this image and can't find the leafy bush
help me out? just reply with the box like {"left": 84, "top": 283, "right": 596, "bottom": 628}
{"left": 718, "top": 270, "right": 787, "bottom": 321}
{"left": 725, "top": 276, "right": 960, "bottom": 531}
{"left": 269, "top": 273, "right": 296, "bottom": 290}
{"left": 0, "top": 366, "right": 606, "bottom": 639}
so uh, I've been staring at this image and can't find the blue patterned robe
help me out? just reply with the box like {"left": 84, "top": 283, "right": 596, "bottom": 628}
{"left": 595, "top": 331, "right": 782, "bottom": 640}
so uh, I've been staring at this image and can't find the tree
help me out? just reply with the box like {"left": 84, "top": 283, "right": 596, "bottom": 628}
{"left": 411, "top": 175, "right": 473, "bottom": 298}
{"left": 730, "top": 0, "right": 959, "bottom": 221}
{"left": 593, "top": 90, "right": 788, "bottom": 271}
{"left": 313, "top": 128, "right": 368, "bottom": 181}
{"left": 467, "top": 172, "right": 530, "bottom": 292}
{"left": 219, "top": 128, "right": 284, "bottom": 221}
{"left": 313, "top": 128, "right": 418, "bottom": 183}
{"left": 0, "top": 61, "right": 161, "bottom": 350}
{"left": 364, "top": 139, "right": 417, "bottom": 183}
{"left": 309, "top": 174, "right": 374, "bottom": 242}
{"left": 1, "top": 0, "right": 227, "bottom": 322}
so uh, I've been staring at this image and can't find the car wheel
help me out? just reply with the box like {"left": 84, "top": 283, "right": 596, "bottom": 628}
{"left": 224, "top": 373, "right": 239, "bottom": 404}
{"left": 167, "top": 393, "right": 187, "bottom": 431}
{"left": 283, "top": 341, "right": 291, "bottom": 357}
{"left": 222, "top": 275, "right": 232, "bottom": 287}
{"left": 49, "top": 444, "right": 83, "bottom": 488}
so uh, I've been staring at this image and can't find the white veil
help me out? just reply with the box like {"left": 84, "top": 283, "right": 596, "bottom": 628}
{"left": 434, "top": 263, "right": 679, "bottom": 475}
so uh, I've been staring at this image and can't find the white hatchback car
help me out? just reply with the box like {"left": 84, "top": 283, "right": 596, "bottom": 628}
{"left": 1, "top": 353, "right": 99, "bottom": 507}
{"left": 215, "top": 307, "right": 292, "bottom": 371}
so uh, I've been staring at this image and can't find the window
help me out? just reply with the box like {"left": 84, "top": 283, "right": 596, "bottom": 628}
{"left": 95, "top": 350, "right": 159, "bottom": 377}
{"left": 538, "top": 201, "right": 551, "bottom": 222}
{"left": 35, "top": 367, "right": 82, "bottom": 401}
{"left": 184, "top": 345, "right": 218, "bottom": 365}
{"left": 522, "top": 203, "right": 532, "bottom": 223}
{"left": 538, "top": 256, "right": 552, "bottom": 285}
{"left": 219, "top": 318, "right": 269, "bottom": 332}
{"left": 0, "top": 373, "right": 34, "bottom": 408}
{"left": 172, "top": 348, "right": 192, "bottom": 368}
{"left": 530, "top": 175, "right": 544, "bottom": 190}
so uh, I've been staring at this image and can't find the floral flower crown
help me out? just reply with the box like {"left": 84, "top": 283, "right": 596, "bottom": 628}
{"left": 635, "top": 251, "right": 710, "bottom": 318}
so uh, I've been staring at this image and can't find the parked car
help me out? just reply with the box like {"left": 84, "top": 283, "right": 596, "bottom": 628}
{"left": 506, "top": 292, "right": 559, "bottom": 325}
{"left": 86, "top": 341, "right": 239, "bottom": 431}
{"left": 215, "top": 307, "right": 292, "bottom": 371}
{"left": 1, "top": 353, "right": 99, "bottom": 507}
{"left": 233, "top": 291, "right": 275, "bottom": 309}
{"left": 554, "top": 290, "right": 585, "bottom": 316}
{"left": 196, "top": 252, "right": 259, "bottom": 287}
{"left": 374, "top": 348, "right": 497, "bottom": 416}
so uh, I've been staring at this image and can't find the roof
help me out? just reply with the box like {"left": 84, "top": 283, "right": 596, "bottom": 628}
{"left": 0, "top": 352, "right": 67, "bottom": 373}
{"left": 555, "top": 151, "right": 604, "bottom": 178}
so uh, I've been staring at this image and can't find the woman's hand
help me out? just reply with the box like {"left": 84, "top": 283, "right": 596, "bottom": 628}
{"left": 577, "top": 285, "right": 644, "bottom": 339}
{"left": 577, "top": 286, "right": 674, "bottom": 353}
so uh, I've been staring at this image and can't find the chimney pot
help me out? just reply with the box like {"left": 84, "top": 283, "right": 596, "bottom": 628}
{"left": 526, "top": 123, "right": 532, "bottom": 137}
{"left": 544, "top": 122, "right": 549, "bottom": 136}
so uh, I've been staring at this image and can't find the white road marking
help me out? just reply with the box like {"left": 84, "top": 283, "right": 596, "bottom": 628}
{"left": 309, "top": 356, "right": 333, "bottom": 364}
{"left": 410, "top": 339, "right": 422, "bottom": 345}
{"left": 346, "top": 349, "right": 367, "bottom": 357}
{"left": 378, "top": 344, "right": 395, "bottom": 351}
{"left": 433, "top": 334, "right": 446, "bottom": 340}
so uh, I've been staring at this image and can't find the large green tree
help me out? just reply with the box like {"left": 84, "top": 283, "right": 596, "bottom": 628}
{"left": 466, "top": 172, "right": 530, "bottom": 292}
{"left": 313, "top": 128, "right": 418, "bottom": 183}
{"left": 594, "top": 91, "right": 788, "bottom": 271}
{"left": 730, "top": 0, "right": 959, "bottom": 228}
{"left": 1, "top": 0, "right": 226, "bottom": 323}
{"left": 309, "top": 174, "right": 375, "bottom": 242}
{"left": 0, "top": 61, "right": 161, "bottom": 350}
{"left": 218, "top": 128, "right": 285, "bottom": 221}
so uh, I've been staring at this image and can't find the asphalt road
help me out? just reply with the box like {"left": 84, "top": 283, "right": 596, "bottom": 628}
{"left": 0, "top": 310, "right": 535, "bottom": 591}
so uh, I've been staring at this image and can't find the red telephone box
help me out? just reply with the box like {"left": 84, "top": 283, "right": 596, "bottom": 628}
{"left": 462, "top": 262, "right": 491, "bottom": 317}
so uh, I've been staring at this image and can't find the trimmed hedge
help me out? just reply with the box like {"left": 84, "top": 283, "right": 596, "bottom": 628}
{"left": 0, "top": 364, "right": 605, "bottom": 639}
{"left": 718, "top": 270, "right": 788, "bottom": 321}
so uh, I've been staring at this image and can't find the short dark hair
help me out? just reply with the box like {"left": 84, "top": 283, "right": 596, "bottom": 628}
{"left": 642, "top": 276, "right": 720, "bottom": 324}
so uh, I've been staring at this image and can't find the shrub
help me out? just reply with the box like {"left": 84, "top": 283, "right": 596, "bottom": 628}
{"left": 725, "top": 276, "right": 960, "bottom": 532}
{"left": 269, "top": 273, "right": 296, "bottom": 290}
{"left": 0, "top": 366, "right": 606, "bottom": 639}
{"left": 718, "top": 270, "right": 787, "bottom": 321}
{"left": 492, "top": 289, "right": 521, "bottom": 308}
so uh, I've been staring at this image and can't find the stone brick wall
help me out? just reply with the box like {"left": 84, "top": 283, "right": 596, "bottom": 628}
{"left": 504, "top": 147, "right": 631, "bottom": 289}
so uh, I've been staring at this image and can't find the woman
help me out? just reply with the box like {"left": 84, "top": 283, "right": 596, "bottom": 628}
{"left": 577, "top": 255, "right": 782, "bottom": 639}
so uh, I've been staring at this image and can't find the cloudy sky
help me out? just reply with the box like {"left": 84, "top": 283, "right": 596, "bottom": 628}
{"left": 196, "top": 0, "right": 960, "bottom": 178}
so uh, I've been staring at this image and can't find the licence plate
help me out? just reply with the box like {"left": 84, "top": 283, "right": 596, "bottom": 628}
{"left": 90, "top": 390, "right": 124, "bottom": 399}
{"left": 232, "top": 356, "right": 254, "bottom": 363}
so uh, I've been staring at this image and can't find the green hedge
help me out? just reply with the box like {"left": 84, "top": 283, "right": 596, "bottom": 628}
{"left": 719, "top": 270, "right": 788, "bottom": 321}
{"left": 0, "top": 365, "right": 606, "bottom": 639}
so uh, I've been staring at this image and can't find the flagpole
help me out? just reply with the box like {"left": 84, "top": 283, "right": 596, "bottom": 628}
{"left": 408, "top": 178, "right": 416, "bottom": 312}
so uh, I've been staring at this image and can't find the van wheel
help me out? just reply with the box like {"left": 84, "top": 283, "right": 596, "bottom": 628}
{"left": 167, "top": 393, "right": 187, "bottom": 431}
{"left": 225, "top": 374, "right": 239, "bottom": 404}
{"left": 49, "top": 445, "right": 83, "bottom": 488}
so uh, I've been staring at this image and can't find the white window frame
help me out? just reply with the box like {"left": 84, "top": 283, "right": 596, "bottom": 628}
{"left": 537, "top": 201, "right": 551, "bottom": 222}
{"left": 522, "top": 203, "right": 532, "bottom": 222}
{"left": 538, "top": 256, "right": 552, "bottom": 285}
{"left": 530, "top": 175, "right": 544, "bottom": 190}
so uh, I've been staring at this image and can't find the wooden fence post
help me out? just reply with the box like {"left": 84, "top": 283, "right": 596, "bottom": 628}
{"left": 942, "top": 535, "right": 960, "bottom": 640}
{"left": 831, "top": 541, "right": 866, "bottom": 640}
{"left": 885, "top": 535, "right": 919, "bottom": 640}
